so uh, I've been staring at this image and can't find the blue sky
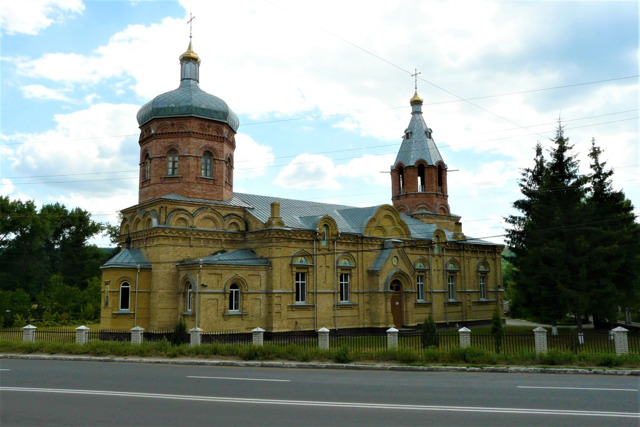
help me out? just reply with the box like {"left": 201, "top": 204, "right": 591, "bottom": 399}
{"left": 1, "top": 0, "right": 638, "bottom": 246}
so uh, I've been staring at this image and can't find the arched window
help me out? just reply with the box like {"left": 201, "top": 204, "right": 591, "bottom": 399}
{"left": 186, "top": 282, "right": 193, "bottom": 312}
{"left": 477, "top": 262, "right": 490, "bottom": 300}
{"left": 416, "top": 274, "right": 425, "bottom": 301}
{"left": 119, "top": 281, "right": 131, "bottom": 311}
{"left": 398, "top": 167, "right": 405, "bottom": 194}
{"left": 437, "top": 165, "right": 444, "bottom": 193}
{"left": 167, "top": 149, "right": 178, "bottom": 176}
{"left": 339, "top": 273, "right": 350, "bottom": 302}
{"left": 415, "top": 258, "right": 428, "bottom": 301}
{"left": 143, "top": 154, "right": 150, "bottom": 181}
{"left": 229, "top": 284, "right": 240, "bottom": 312}
{"left": 433, "top": 235, "right": 440, "bottom": 254}
{"left": 446, "top": 259, "right": 460, "bottom": 301}
{"left": 201, "top": 151, "right": 213, "bottom": 178}
{"left": 418, "top": 164, "right": 425, "bottom": 192}
{"left": 226, "top": 155, "right": 233, "bottom": 183}
{"left": 295, "top": 272, "right": 306, "bottom": 303}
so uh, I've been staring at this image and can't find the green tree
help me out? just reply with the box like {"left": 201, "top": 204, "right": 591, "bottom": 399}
{"left": 0, "top": 198, "right": 109, "bottom": 299}
{"left": 506, "top": 125, "right": 589, "bottom": 329}
{"left": 0, "top": 289, "right": 32, "bottom": 327}
{"left": 584, "top": 140, "right": 640, "bottom": 327}
{"left": 39, "top": 274, "right": 82, "bottom": 321}
{"left": 0, "top": 197, "right": 50, "bottom": 295}
{"left": 420, "top": 315, "right": 439, "bottom": 348}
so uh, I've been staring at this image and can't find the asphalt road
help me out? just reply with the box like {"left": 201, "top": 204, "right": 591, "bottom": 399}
{"left": 1, "top": 359, "right": 638, "bottom": 426}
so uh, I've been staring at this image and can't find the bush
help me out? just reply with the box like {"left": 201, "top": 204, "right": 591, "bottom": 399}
{"left": 420, "top": 315, "right": 439, "bottom": 349}
{"left": 171, "top": 318, "right": 188, "bottom": 346}
{"left": 538, "top": 349, "right": 576, "bottom": 366}
{"left": 334, "top": 346, "right": 352, "bottom": 363}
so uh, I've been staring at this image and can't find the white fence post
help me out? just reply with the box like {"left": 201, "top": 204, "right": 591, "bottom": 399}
{"left": 189, "top": 327, "right": 202, "bottom": 346}
{"left": 76, "top": 325, "right": 90, "bottom": 345}
{"left": 22, "top": 324, "right": 37, "bottom": 343}
{"left": 458, "top": 327, "right": 471, "bottom": 348}
{"left": 131, "top": 326, "right": 144, "bottom": 344}
{"left": 533, "top": 326, "right": 548, "bottom": 354}
{"left": 318, "top": 327, "right": 330, "bottom": 349}
{"left": 252, "top": 327, "right": 265, "bottom": 346}
{"left": 386, "top": 327, "right": 399, "bottom": 349}
{"left": 612, "top": 326, "right": 629, "bottom": 355}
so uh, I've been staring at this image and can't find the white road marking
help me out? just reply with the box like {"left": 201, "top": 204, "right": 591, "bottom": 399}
{"left": 187, "top": 375, "right": 290, "bottom": 382}
{"left": 518, "top": 386, "right": 638, "bottom": 392}
{"left": 1, "top": 387, "right": 638, "bottom": 418}
{"left": 0, "top": 369, "right": 10, "bottom": 371}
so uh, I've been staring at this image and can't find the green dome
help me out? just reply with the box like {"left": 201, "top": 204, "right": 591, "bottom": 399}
{"left": 136, "top": 43, "right": 239, "bottom": 131}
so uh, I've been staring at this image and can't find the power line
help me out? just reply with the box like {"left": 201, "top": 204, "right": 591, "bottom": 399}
{"left": 4, "top": 111, "right": 637, "bottom": 182}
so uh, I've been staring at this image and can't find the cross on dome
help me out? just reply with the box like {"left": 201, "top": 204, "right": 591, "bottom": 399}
{"left": 187, "top": 13, "right": 195, "bottom": 39}
{"left": 410, "top": 67, "right": 423, "bottom": 105}
{"left": 411, "top": 68, "right": 421, "bottom": 92}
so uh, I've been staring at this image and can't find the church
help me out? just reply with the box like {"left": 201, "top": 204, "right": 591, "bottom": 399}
{"left": 100, "top": 38, "right": 504, "bottom": 332}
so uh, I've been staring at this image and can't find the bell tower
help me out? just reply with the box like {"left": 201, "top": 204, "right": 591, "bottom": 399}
{"left": 391, "top": 84, "right": 449, "bottom": 216}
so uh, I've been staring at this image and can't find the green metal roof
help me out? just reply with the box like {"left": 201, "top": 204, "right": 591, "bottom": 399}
{"left": 180, "top": 249, "right": 269, "bottom": 267}
{"left": 136, "top": 44, "right": 239, "bottom": 131}
{"left": 101, "top": 248, "right": 151, "bottom": 269}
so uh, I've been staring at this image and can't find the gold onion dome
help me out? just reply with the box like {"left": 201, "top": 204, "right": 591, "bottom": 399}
{"left": 179, "top": 40, "right": 200, "bottom": 63}
{"left": 410, "top": 91, "right": 423, "bottom": 105}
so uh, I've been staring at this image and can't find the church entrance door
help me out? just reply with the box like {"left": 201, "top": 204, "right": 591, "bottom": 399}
{"left": 390, "top": 280, "right": 403, "bottom": 328}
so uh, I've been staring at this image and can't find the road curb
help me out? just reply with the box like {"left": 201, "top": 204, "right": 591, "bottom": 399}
{"left": 1, "top": 353, "right": 638, "bottom": 376}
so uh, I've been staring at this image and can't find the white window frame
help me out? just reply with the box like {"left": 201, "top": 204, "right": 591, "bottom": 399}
{"left": 167, "top": 150, "right": 178, "bottom": 176}
{"left": 479, "top": 275, "right": 487, "bottom": 299}
{"left": 447, "top": 275, "right": 456, "bottom": 300}
{"left": 201, "top": 151, "right": 213, "bottom": 178}
{"left": 229, "top": 284, "right": 240, "bottom": 312}
{"left": 119, "top": 281, "right": 131, "bottom": 311}
{"left": 295, "top": 272, "right": 307, "bottom": 303}
{"left": 144, "top": 155, "right": 150, "bottom": 180}
{"left": 339, "top": 273, "right": 350, "bottom": 302}
{"left": 417, "top": 274, "right": 425, "bottom": 301}
{"left": 186, "top": 282, "right": 193, "bottom": 312}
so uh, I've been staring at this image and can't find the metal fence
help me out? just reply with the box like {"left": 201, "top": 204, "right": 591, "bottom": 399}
{"left": 548, "top": 331, "right": 615, "bottom": 354}
{"left": 264, "top": 330, "right": 317, "bottom": 348}
{"left": 0, "top": 328, "right": 22, "bottom": 342}
{"left": 92, "top": 330, "right": 131, "bottom": 342}
{"left": 1, "top": 326, "right": 637, "bottom": 356}
{"left": 202, "top": 330, "right": 252, "bottom": 346}
{"left": 629, "top": 332, "right": 640, "bottom": 354}
{"left": 330, "top": 328, "right": 387, "bottom": 353}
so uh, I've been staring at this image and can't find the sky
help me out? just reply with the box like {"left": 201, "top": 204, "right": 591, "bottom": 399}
{"left": 1, "top": 0, "right": 638, "bottom": 247}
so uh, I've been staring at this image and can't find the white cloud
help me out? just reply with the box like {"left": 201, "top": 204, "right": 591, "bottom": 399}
{"left": 334, "top": 154, "right": 395, "bottom": 186}
{"left": 1, "top": 178, "right": 15, "bottom": 195}
{"left": 4, "top": 103, "right": 140, "bottom": 197}
{"left": 234, "top": 134, "right": 275, "bottom": 178}
{"left": 274, "top": 154, "right": 341, "bottom": 190}
{"left": 0, "top": 0, "right": 84, "bottom": 35}
{"left": 20, "top": 84, "right": 71, "bottom": 101}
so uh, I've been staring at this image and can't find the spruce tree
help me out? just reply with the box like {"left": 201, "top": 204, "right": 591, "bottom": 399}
{"left": 506, "top": 124, "right": 588, "bottom": 328}
{"left": 585, "top": 140, "right": 640, "bottom": 326}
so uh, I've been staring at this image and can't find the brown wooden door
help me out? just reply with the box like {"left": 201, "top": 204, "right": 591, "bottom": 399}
{"left": 391, "top": 291, "right": 403, "bottom": 327}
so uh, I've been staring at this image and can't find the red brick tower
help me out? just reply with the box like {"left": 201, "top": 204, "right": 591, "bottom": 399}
{"left": 135, "top": 40, "right": 239, "bottom": 203}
